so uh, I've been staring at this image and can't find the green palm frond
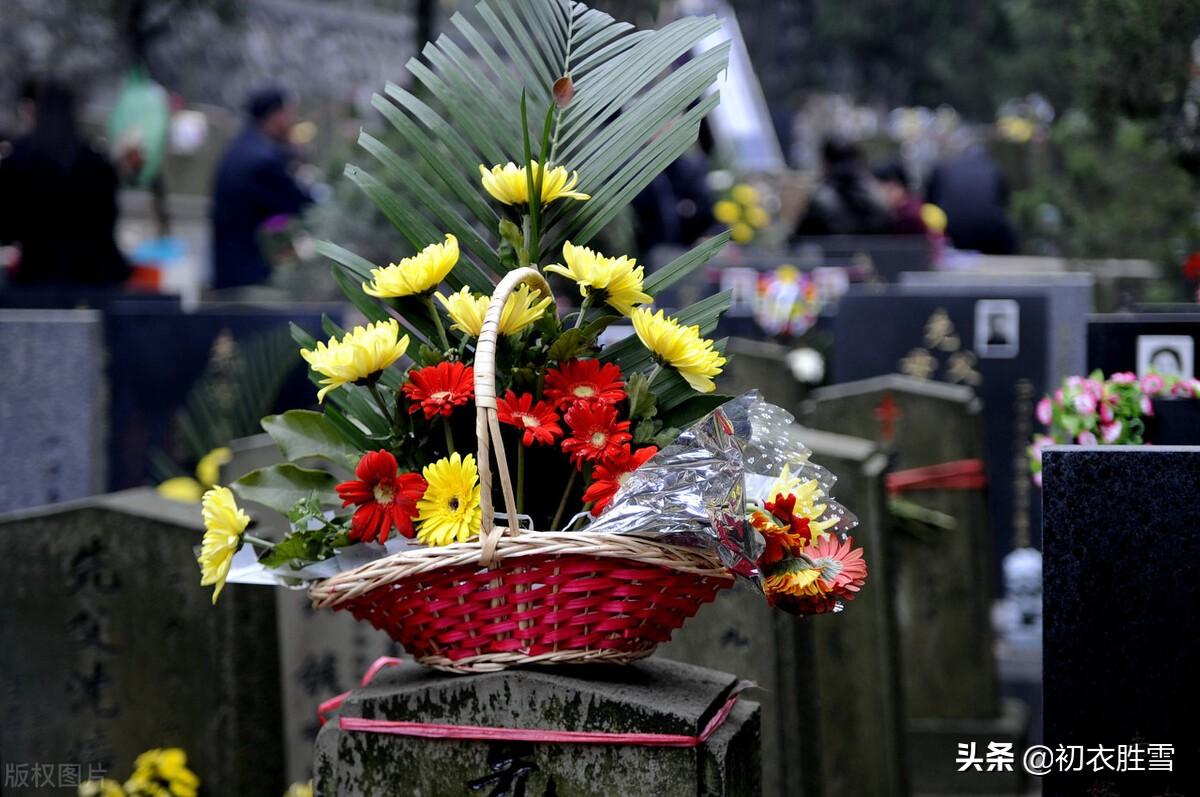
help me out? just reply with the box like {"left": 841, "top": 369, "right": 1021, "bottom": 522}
{"left": 341, "top": 0, "right": 729, "bottom": 280}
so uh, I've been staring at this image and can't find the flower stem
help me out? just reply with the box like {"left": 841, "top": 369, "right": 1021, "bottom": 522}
{"left": 367, "top": 381, "right": 396, "bottom": 428}
{"left": 442, "top": 417, "right": 456, "bottom": 454}
{"left": 516, "top": 443, "right": 526, "bottom": 514}
{"left": 243, "top": 534, "right": 274, "bottom": 549}
{"left": 425, "top": 295, "right": 451, "bottom": 352}
{"left": 550, "top": 469, "right": 578, "bottom": 531}
{"left": 647, "top": 362, "right": 664, "bottom": 386}
{"left": 573, "top": 295, "right": 594, "bottom": 329}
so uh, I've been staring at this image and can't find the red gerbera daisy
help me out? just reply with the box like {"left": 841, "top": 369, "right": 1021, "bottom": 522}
{"left": 496, "top": 390, "right": 563, "bottom": 446}
{"left": 751, "top": 492, "right": 817, "bottom": 565}
{"left": 544, "top": 359, "right": 626, "bottom": 410}
{"left": 582, "top": 444, "right": 658, "bottom": 515}
{"left": 561, "top": 402, "right": 632, "bottom": 469}
{"left": 402, "top": 361, "right": 474, "bottom": 419}
{"left": 336, "top": 450, "right": 427, "bottom": 543}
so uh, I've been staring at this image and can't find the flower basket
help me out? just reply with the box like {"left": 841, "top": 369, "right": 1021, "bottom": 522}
{"left": 307, "top": 269, "right": 733, "bottom": 672}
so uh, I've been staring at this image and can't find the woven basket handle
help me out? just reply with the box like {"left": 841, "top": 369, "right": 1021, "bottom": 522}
{"left": 474, "top": 267, "right": 555, "bottom": 564}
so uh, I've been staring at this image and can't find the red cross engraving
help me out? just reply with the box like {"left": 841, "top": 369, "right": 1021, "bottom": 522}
{"left": 873, "top": 393, "right": 903, "bottom": 443}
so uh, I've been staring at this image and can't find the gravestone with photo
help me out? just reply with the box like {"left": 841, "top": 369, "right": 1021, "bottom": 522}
{"left": 314, "top": 658, "right": 761, "bottom": 797}
{"left": 803, "top": 375, "right": 1028, "bottom": 795}
{"left": 0, "top": 488, "right": 284, "bottom": 795}
{"left": 1087, "top": 313, "right": 1200, "bottom": 444}
{"left": 1043, "top": 446, "right": 1200, "bottom": 796}
{"left": 0, "top": 309, "right": 107, "bottom": 514}
{"left": 660, "top": 424, "right": 907, "bottom": 797}
{"left": 833, "top": 287, "right": 1051, "bottom": 585}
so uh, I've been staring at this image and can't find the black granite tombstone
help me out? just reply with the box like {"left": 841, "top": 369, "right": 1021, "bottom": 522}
{"left": 833, "top": 287, "right": 1050, "bottom": 585}
{"left": 1087, "top": 313, "right": 1200, "bottom": 379}
{"left": 1042, "top": 446, "right": 1200, "bottom": 795}
{"left": 103, "top": 302, "right": 341, "bottom": 490}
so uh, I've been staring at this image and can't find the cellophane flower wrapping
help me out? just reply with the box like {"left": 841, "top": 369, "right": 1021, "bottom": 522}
{"left": 587, "top": 391, "right": 857, "bottom": 583}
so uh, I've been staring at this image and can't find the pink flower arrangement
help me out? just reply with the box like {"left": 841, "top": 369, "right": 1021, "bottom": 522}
{"left": 1028, "top": 369, "right": 1200, "bottom": 484}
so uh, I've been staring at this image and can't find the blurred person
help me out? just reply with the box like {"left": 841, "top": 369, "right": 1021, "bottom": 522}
{"left": 0, "top": 78, "right": 130, "bottom": 285}
{"left": 211, "top": 87, "right": 312, "bottom": 289}
{"left": 871, "top": 160, "right": 927, "bottom": 235}
{"left": 794, "top": 136, "right": 891, "bottom": 237}
{"left": 925, "top": 145, "right": 1018, "bottom": 255}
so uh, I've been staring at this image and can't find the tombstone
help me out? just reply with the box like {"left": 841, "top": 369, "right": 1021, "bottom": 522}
{"left": 1087, "top": 312, "right": 1200, "bottom": 380}
{"left": 833, "top": 287, "right": 1051, "bottom": 584}
{"left": 1043, "top": 446, "right": 1200, "bottom": 796}
{"left": 314, "top": 658, "right": 761, "bottom": 797}
{"left": 103, "top": 301, "right": 342, "bottom": 491}
{"left": 0, "top": 309, "right": 107, "bottom": 514}
{"left": 899, "top": 271, "right": 1092, "bottom": 387}
{"left": 221, "top": 433, "right": 401, "bottom": 786}
{"left": 718, "top": 338, "right": 810, "bottom": 410}
{"left": 660, "top": 424, "right": 907, "bottom": 797}
{"left": 803, "top": 375, "right": 1028, "bottom": 794}
{"left": 0, "top": 488, "right": 284, "bottom": 795}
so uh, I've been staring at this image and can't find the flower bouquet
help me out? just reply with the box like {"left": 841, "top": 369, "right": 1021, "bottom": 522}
{"left": 196, "top": 0, "right": 867, "bottom": 673}
{"left": 1029, "top": 369, "right": 1200, "bottom": 484}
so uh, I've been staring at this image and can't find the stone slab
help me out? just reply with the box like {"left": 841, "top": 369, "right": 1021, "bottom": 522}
{"left": 314, "top": 658, "right": 761, "bottom": 797}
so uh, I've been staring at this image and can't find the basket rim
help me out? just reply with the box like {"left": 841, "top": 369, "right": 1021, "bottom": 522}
{"left": 309, "top": 527, "right": 732, "bottom": 607}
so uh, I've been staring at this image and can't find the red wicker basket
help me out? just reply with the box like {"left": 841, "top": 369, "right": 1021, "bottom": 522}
{"left": 308, "top": 268, "right": 733, "bottom": 672}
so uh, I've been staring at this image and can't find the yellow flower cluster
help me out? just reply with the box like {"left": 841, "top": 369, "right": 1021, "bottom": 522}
{"left": 123, "top": 748, "right": 199, "bottom": 797}
{"left": 479, "top": 161, "right": 590, "bottom": 205}
{"left": 157, "top": 446, "right": 232, "bottom": 504}
{"left": 545, "top": 242, "right": 652, "bottom": 316}
{"left": 714, "top": 183, "right": 770, "bottom": 243}
{"left": 631, "top": 307, "right": 726, "bottom": 393}
{"left": 198, "top": 486, "right": 250, "bottom": 604}
{"left": 300, "top": 319, "right": 410, "bottom": 402}
{"left": 767, "top": 464, "right": 838, "bottom": 539}
{"left": 363, "top": 235, "right": 460, "bottom": 298}
{"left": 417, "top": 452, "right": 483, "bottom": 545}
{"left": 436, "top": 283, "right": 552, "bottom": 337}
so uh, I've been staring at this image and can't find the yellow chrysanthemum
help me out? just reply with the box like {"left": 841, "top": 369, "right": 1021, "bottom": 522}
{"left": 199, "top": 487, "right": 250, "bottom": 604}
{"left": 417, "top": 452, "right": 482, "bottom": 546}
{"left": 435, "top": 283, "right": 553, "bottom": 337}
{"left": 630, "top": 307, "right": 726, "bottom": 393}
{"left": 544, "top": 241, "right": 653, "bottom": 316}
{"left": 125, "top": 748, "right": 199, "bottom": 797}
{"left": 79, "top": 779, "right": 126, "bottom": 797}
{"left": 363, "top": 235, "right": 459, "bottom": 298}
{"left": 157, "top": 476, "right": 204, "bottom": 503}
{"left": 745, "top": 205, "right": 771, "bottom": 229}
{"left": 479, "top": 161, "right": 590, "bottom": 205}
{"left": 283, "top": 782, "right": 314, "bottom": 797}
{"left": 300, "top": 319, "right": 410, "bottom": 403}
{"left": 766, "top": 464, "right": 837, "bottom": 539}
{"left": 731, "top": 183, "right": 760, "bottom": 205}
{"left": 731, "top": 222, "right": 755, "bottom": 243}
{"left": 713, "top": 199, "right": 741, "bottom": 225}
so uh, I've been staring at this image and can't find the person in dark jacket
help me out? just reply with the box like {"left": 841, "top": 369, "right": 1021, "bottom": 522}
{"left": 925, "top": 146, "right": 1018, "bottom": 254}
{"left": 795, "top": 136, "right": 891, "bottom": 237}
{"left": 210, "top": 87, "right": 312, "bottom": 289}
{"left": 872, "top": 160, "right": 927, "bottom": 235}
{"left": 0, "top": 79, "right": 130, "bottom": 285}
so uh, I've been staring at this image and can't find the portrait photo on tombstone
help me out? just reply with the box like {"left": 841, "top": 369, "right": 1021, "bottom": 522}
{"left": 1136, "top": 335, "right": 1194, "bottom": 379}
{"left": 975, "top": 299, "right": 1020, "bottom": 358}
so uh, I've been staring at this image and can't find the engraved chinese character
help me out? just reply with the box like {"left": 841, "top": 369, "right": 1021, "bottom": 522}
{"left": 945, "top": 350, "right": 983, "bottom": 386}
{"left": 67, "top": 539, "right": 121, "bottom": 595}
{"left": 68, "top": 661, "right": 119, "bottom": 718}
{"left": 924, "top": 309, "right": 961, "bottom": 352}
{"left": 899, "top": 348, "right": 938, "bottom": 380}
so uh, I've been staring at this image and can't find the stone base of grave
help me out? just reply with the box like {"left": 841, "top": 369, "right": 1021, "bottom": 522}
{"left": 907, "top": 698, "right": 1029, "bottom": 796}
{"left": 314, "top": 657, "right": 760, "bottom": 797}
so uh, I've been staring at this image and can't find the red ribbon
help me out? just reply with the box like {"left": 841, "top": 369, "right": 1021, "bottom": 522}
{"left": 320, "top": 656, "right": 744, "bottom": 748}
{"left": 885, "top": 458, "right": 987, "bottom": 496}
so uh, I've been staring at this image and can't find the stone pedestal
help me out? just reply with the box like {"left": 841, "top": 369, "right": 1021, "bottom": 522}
{"left": 660, "top": 425, "right": 908, "bottom": 797}
{"left": 0, "top": 489, "right": 284, "bottom": 795}
{"left": 314, "top": 658, "right": 760, "bottom": 797}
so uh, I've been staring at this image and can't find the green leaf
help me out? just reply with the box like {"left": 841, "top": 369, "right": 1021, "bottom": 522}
{"left": 546, "top": 328, "right": 590, "bottom": 362}
{"left": 232, "top": 464, "right": 340, "bottom": 514}
{"left": 660, "top": 393, "right": 732, "bottom": 429}
{"left": 343, "top": 0, "right": 727, "bottom": 276}
{"left": 625, "top": 372, "right": 658, "bottom": 421}
{"left": 262, "top": 411, "right": 362, "bottom": 472}
{"left": 645, "top": 232, "right": 732, "bottom": 296}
